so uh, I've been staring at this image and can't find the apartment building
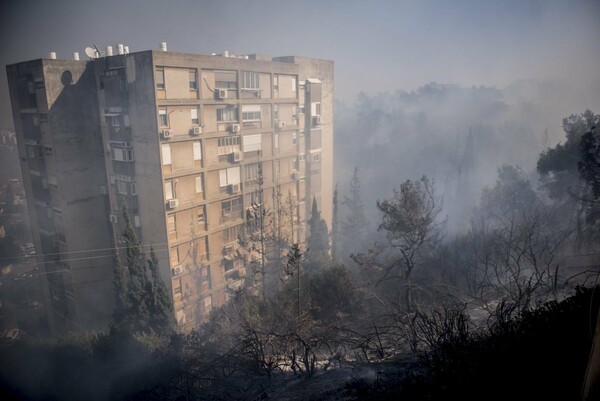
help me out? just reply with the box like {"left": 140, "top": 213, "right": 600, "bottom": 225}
{"left": 6, "top": 46, "right": 333, "bottom": 334}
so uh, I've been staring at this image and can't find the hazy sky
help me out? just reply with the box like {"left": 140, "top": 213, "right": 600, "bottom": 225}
{"left": 1, "top": 0, "right": 599, "bottom": 128}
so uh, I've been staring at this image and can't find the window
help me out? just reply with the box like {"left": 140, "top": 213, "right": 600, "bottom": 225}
{"left": 112, "top": 147, "right": 134, "bottom": 162}
{"left": 243, "top": 134, "right": 262, "bottom": 153}
{"left": 131, "top": 183, "right": 137, "bottom": 196}
{"left": 134, "top": 215, "right": 141, "bottom": 228}
{"left": 193, "top": 141, "right": 202, "bottom": 161}
{"left": 311, "top": 102, "right": 321, "bottom": 116}
{"left": 219, "top": 167, "right": 241, "bottom": 187}
{"left": 292, "top": 132, "right": 297, "bottom": 145}
{"left": 117, "top": 181, "right": 128, "bottom": 195}
{"left": 27, "top": 146, "right": 42, "bottom": 159}
{"left": 189, "top": 69, "right": 197, "bottom": 90}
{"left": 292, "top": 77, "right": 297, "bottom": 92}
{"left": 197, "top": 208, "right": 205, "bottom": 223}
{"left": 242, "top": 105, "right": 261, "bottom": 121}
{"left": 164, "top": 181, "right": 174, "bottom": 200}
{"left": 32, "top": 114, "right": 39, "bottom": 127}
{"left": 216, "top": 105, "right": 238, "bottom": 122}
{"left": 191, "top": 108, "right": 199, "bottom": 125}
{"left": 221, "top": 197, "right": 242, "bottom": 216}
{"left": 274, "top": 133, "right": 279, "bottom": 149}
{"left": 161, "top": 144, "right": 171, "bottom": 165}
{"left": 222, "top": 224, "right": 243, "bottom": 243}
{"left": 168, "top": 215, "right": 176, "bottom": 234}
{"left": 173, "top": 278, "right": 182, "bottom": 294}
{"left": 159, "top": 108, "right": 168, "bottom": 127}
{"left": 195, "top": 176, "right": 204, "bottom": 193}
{"left": 273, "top": 75, "right": 279, "bottom": 91}
{"left": 108, "top": 115, "right": 120, "bottom": 127}
{"left": 200, "top": 265, "right": 210, "bottom": 284}
{"left": 123, "top": 114, "right": 130, "bottom": 127}
{"left": 155, "top": 68, "right": 165, "bottom": 90}
{"left": 241, "top": 72, "right": 260, "bottom": 89}
{"left": 313, "top": 153, "right": 320, "bottom": 162}
{"left": 217, "top": 136, "right": 240, "bottom": 155}
{"left": 245, "top": 163, "right": 262, "bottom": 182}
{"left": 215, "top": 70, "right": 237, "bottom": 89}
{"left": 273, "top": 104, "right": 279, "bottom": 120}
{"left": 203, "top": 296, "right": 212, "bottom": 313}
{"left": 170, "top": 246, "right": 179, "bottom": 265}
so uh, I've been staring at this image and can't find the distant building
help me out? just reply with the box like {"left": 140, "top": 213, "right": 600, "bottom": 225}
{"left": 6, "top": 45, "right": 334, "bottom": 335}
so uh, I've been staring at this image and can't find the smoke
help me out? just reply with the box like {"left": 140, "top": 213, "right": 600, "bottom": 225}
{"left": 334, "top": 78, "right": 599, "bottom": 233}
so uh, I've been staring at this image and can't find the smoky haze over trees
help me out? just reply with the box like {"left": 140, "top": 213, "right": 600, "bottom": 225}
{"left": 334, "top": 81, "right": 600, "bottom": 240}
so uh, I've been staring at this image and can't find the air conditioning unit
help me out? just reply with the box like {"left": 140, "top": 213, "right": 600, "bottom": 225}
{"left": 312, "top": 115, "right": 322, "bottom": 126}
{"left": 228, "top": 183, "right": 241, "bottom": 194}
{"left": 230, "top": 123, "right": 241, "bottom": 133}
{"left": 161, "top": 129, "right": 173, "bottom": 139}
{"left": 192, "top": 126, "right": 202, "bottom": 135}
{"left": 231, "top": 151, "right": 242, "bottom": 162}
{"left": 109, "top": 214, "right": 118, "bottom": 224}
{"left": 217, "top": 88, "right": 228, "bottom": 99}
{"left": 172, "top": 267, "right": 182, "bottom": 276}
{"left": 167, "top": 199, "right": 179, "bottom": 209}
{"left": 291, "top": 171, "right": 299, "bottom": 180}
{"left": 277, "top": 121, "right": 286, "bottom": 129}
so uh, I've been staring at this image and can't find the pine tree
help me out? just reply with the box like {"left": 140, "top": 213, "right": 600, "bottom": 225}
{"left": 341, "top": 167, "right": 369, "bottom": 258}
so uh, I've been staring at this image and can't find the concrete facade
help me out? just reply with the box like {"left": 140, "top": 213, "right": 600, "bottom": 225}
{"left": 7, "top": 48, "right": 334, "bottom": 334}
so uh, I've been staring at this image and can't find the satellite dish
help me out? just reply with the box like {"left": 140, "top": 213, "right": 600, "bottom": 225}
{"left": 85, "top": 47, "right": 99, "bottom": 59}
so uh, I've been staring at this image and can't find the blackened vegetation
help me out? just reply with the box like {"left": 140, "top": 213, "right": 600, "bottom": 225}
{"left": 338, "top": 286, "right": 599, "bottom": 401}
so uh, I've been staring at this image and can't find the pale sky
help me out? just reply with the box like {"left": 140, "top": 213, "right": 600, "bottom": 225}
{"left": 1, "top": 0, "right": 599, "bottom": 128}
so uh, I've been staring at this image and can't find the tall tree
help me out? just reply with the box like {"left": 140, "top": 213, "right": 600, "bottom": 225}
{"left": 331, "top": 184, "right": 339, "bottom": 261}
{"left": 341, "top": 167, "right": 369, "bottom": 259}
{"left": 307, "top": 197, "right": 330, "bottom": 264}
{"left": 111, "top": 250, "right": 129, "bottom": 330}
{"left": 538, "top": 110, "right": 600, "bottom": 250}
{"left": 578, "top": 126, "right": 600, "bottom": 249}
{"left": 355, "top": 176, "right": 444, "bottom": 312}
{"left": 122, "top": 207, "right": 151, "bottom": 332}
{"left": 147, "top": 246, "right": 174, "bottom": 334}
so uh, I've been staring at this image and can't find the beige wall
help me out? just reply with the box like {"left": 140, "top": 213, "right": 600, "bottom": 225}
{"left": 164, "top": 67, "right": 196, "bottom": 99}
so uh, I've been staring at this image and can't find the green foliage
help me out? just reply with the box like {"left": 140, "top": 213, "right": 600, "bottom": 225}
{"left": 579, "top": 128, "right": 600, "bottom": 199}
{"left": 305, "top": 263, "right": 361, "bottom": 322}
{"left": 147, "top": 247, "right": 175, "bottom": 335}
{"left": 537, "top": 111, "right": 598, "bottom": 196}
{"left": 111, "top": 251, "right": 128, "bottom": 328}
{"left": 111, "top": 208, "right": 174, "bottom": 336}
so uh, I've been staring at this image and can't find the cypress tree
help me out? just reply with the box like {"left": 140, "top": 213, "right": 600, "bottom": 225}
{"left": 307, "top": 197, "right": 330, "bottom": 264}
{"left": 147, "top": 246, "right": 174, "bottom": 334}
{"left": 111, "top": 250, "right": 129, "bottom": 330}
{"left": 341, "top": 166, "right": 369, "bottom": 258}
{"left": 122, "top": 207, "right": 150, "bottom": 332}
